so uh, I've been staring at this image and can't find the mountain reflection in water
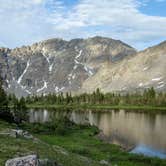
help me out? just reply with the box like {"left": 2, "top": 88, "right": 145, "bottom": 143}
{"left": 29, "top": 109, "right": 166, "bottom": 158}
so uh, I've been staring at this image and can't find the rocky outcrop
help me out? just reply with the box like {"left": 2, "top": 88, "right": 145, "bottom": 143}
{"left": 0, "top": 36, "right": 136, "bottom": 97}
{"left": 5, "top": 155, "right": 58, "bottom": 166}
{"left": 5, "top": 155, "right": 39, "bottom": 166}
{"left": 9, "top": 129, "right": 33, "bottom": 139}
{"left": 0, "top": 129, "right": 33, "bottom": 139}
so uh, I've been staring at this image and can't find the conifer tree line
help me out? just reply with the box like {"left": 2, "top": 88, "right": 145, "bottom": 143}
{"left": 0, "top": 77, "right": 27, "bottom": 123}
{"left": 25, "top": 88, "right": 166, "bottom": 107}
{"left": 0, "top": 76, "right": 166, "bottom": 109}
{"left": 0, "top": 78, "right": 8, "bottom": 108}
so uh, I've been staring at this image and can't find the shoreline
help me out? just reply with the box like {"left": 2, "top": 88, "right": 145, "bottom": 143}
{"left": 97, "top": 131, "right": 136, "bottom": 152}
{"left": 27, "top": 104, "right": 166, "bottom": 112}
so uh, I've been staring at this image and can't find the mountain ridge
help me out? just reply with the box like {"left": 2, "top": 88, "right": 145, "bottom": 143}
{"left": 0, "top": 36, "right": 165, "bottom": 97}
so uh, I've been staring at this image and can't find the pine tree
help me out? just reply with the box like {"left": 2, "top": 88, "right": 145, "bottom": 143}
{"left": 0, "top": 78, "right": 8, "bottom": 108}
{"left": 13, "top": 97, "right": 28, "bottom": 123}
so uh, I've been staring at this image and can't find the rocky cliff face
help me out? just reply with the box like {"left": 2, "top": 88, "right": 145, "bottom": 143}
{"left": 0, "top": 36, "right": 165, "bottom": 97}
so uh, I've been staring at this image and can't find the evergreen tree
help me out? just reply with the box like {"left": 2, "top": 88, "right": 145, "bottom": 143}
{"left": 25, "top": 87, "right": 166, "bottom": 108}
{"left": 13, "top": 97, "right": 28, "bottom": 123}
{"left": 0, "top": 78, "right": 8, "bottom": 108}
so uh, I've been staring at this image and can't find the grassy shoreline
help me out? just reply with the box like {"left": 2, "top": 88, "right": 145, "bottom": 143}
{"left": 27, "top": 104, "right": 166, "bottom": 112}
{"left": 1, "top": 119, "right": 166, "bottom": 166}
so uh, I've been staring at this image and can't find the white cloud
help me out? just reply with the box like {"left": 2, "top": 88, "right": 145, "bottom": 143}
{"left": 48, "top": 0, "right": 166, "bottom": 49}
{"left": 33, "top": 0, "right": 44, "bottom": 4}
{"left": 0, "top": 0, "right": 166, "bottom": 49}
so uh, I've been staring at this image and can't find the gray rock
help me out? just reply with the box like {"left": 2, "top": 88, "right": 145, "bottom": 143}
{"left": 9, "top": 130, "right": 17, "bottom": 138}
{"left": 9, "top": 129, "right": 33, "bottom": 139}
{"left": 100, "top": 160, "right": 109, "bottom": 165}
{"left": 22, "top": 131, "right": 33, "bottom": 139}
{"left": 5, "top": 155, "right": 39, "bottom": 166}
{"left": 15, "top": 129, "right": 24, "bottom": 136}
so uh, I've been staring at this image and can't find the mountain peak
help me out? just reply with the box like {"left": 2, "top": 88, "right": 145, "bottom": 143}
{"left": 2, "top": 37, "right": 165, "bottom": 97}
{"left": 0, "top": 36, "right": 137, "bottom": 97}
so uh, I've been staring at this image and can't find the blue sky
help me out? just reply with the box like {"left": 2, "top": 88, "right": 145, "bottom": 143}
{"left": 140, "top": 0, "right": 166, "bottom": 17}
{"left": 0, "top": 0, "right": 166, "bottom": 50}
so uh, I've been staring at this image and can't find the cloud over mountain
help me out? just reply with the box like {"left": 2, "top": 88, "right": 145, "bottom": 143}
{"left": 0, "top": 0, "right": 166, "bottom": 49}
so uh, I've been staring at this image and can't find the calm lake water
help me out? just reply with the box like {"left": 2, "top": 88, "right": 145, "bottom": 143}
{"left": 29, "top": 109, "right": 166, "bottom": 159}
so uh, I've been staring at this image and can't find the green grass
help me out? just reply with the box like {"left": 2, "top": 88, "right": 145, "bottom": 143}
{"left": 1, "top": 120, "right": 166, "bottom": 166}
{"left": 0, "top": 120, "right": 106, "bottom": 166}
{"left": 34, "top": 124, "right": 166, "bottom": 166}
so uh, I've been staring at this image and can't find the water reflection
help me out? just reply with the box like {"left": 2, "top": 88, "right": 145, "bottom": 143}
{"left": 29, "top": 108, "right": 166, "bottom": 158}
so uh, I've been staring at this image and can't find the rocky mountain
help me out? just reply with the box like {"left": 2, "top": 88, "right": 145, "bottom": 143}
{"left": 0, "top": 36, "right": 165, "bottom": 97}
{"left": 81, "top": 40, "right": 166, "bottom": 93}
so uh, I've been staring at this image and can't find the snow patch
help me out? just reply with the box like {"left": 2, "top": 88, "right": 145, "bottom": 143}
{"left": 75, "top": 50, "right": 82, "bottom": 59}
{"left": 17, "top": 59, "right": 30, "bottom": 84}
{"left": 67, "top": 49, "right": 94, "bottom": 85}
{"left": 122, "top": 87, "right": 127, "bottom": 90}
{"left": 19, "top": 84, "right": 31, "bottom": 94}
{"left": 43, "top": 53, "right": 50, "bottom": 64}
{"left": 73, "top": 65, "right": 78, "bottom": 70}
{"left": 74, "top": 49, "right": 94, "bottom": 76}
{"left": 84, "top": 66, "right": 94, "bottom": 76}
{"left": 139, "top": 83, "right": 143, "bottom": 87}
{"left": 156, "top": 84, "right": 165, "bottom": 89}
{"left": 55, "top": 86, "right": 65, "bottom": 92}
{"left": 6, "top": 80, "right": 11, "bottom": 88}
{"left": 20, "top": 85, "right": 26, "bottom": 90}
{"left": 37, "top": 81, "right": 48, "bottom": 93}
{"left": 138, "top": 82, "right": 149, "bottom": 87}
{"left": 25, "top": 89, "right": 32, "bottom": 95}
{"left": 143, "top": 67, "right": 149, "bottom": 71}
{"left": 158, "top": 81, "right": 164, "bottom": 85}
{"left": 68, "top": 72, "right": 76, "bottom": 84}
{"left": 68, "top": 73, "right": 72, "bottom": 77}
{"left": 74, "top": 50, "right": 83, "bottom": 65}
{"left": 55, "top": 86, "right": 59, "bottom": 92}
{"left": 72, "top": 74, "right": 76, "bottom": 79}
{"left": 152, "top": 77, "right": 163, "bottom": 82}
{"left": 49, "top": 63, "right": 54, "bottom": 72}
{"left": 74, "top": 59, "right": 80, "bottom": 64}
{"left": 43, "top": 53, "right": 54, "bottom": 73}
{"left": 74, "top": 46, "right": 79, "bottom": 52}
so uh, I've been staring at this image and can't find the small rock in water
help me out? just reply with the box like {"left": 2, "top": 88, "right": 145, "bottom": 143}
{"left": 5, "top": 155, "right": 39, "bottom": 166}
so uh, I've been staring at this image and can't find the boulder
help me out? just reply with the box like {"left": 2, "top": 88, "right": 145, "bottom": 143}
{"left": 9, "top": 130, "right": 17, "bottom": 138}
{"left": 99, "top": 160, "right": 109, "bottom": 165}
{"left": 5, "top": 155, "right": 39, "bottom": 166}
{"left": 5, "top": 155, "right": 60, "bottom": 166}
{"left": 23, "top": 131, "right": 33, "bottom": 139}
{"left": 9, "top": 129, "right": 33, "bottom": 139}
